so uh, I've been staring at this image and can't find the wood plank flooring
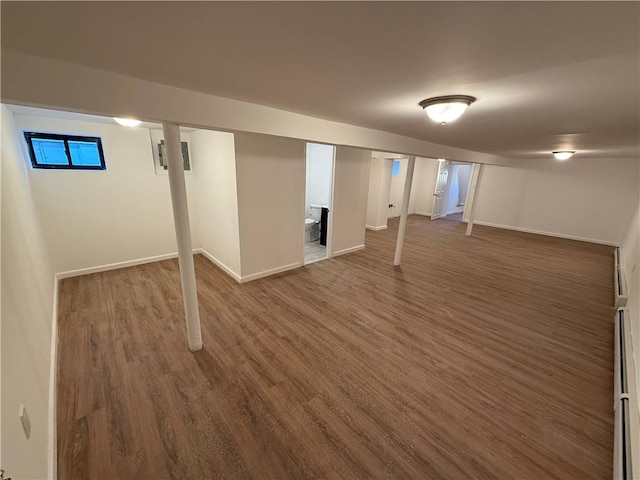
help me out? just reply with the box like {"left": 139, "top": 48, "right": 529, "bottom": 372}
{"left": 57, "top": 215, "right": 615, "bottom": 479}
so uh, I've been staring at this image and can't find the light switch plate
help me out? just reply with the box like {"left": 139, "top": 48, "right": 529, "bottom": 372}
{"left": 19, "top": 404, "right": 31, "bottom": 439}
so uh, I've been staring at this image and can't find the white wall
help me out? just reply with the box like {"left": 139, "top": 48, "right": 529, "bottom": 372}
{"left": 456, "top": 164, "right": 472, "bottom": 206}
{"left": 443, "top": 164, "right": 460, "bottom": 215}
{"left": 190, "top": 129, "right": 241, "bottom": 279}
{"left": 409, "top": 157, "right": 440, "bottom": 216}
{"left": 442, "top": 164, "right": 472, "bottom": 215}
{"left": 11, "top": 113, "right": 199, "bottom": 274}
{"left": 235, "top": 133, "right": 306, "bottom": 280}
{"left": 331, "top": 146, "right": 371, "bottom": 255}
{"left": 621, "top": 201, "right": 640, "bottom": 406}
{"left": 366, "top": 157, "right": 392, "bottom": 230}
{"left": 1, "top": 105, "right": 54, "bottom": 479}
{"left": 473, "top": 158, "right": 639, "bottom": 244}
{"left": 305, "top": 143, "right": 334, "bottom": 216}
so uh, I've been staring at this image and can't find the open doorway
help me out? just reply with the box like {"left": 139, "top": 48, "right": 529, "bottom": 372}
{"left": 304, "top": 143, "right": 335, "bottom": 264}
{"left": 431, "top": 160, "right": 473, "bottom": 222}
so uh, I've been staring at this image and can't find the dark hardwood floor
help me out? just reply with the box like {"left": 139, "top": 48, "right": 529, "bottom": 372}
{"left": 57, "top": 215, "right": 615, "bottom": 479}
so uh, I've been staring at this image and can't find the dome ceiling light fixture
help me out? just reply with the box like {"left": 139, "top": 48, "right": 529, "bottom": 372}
{"left": 552, "top": 151, "right": 575, "bottom": 161}
{"left": 419, "top": 95, "right": 477, "bottom": 125}
{"left": 113, "top": 117, "right": 141, "bottom": 127}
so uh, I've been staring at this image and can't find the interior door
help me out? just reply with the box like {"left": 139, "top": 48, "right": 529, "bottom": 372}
{"left": 387, "top": 159, "right": 402, "bottom": 218}
{"left": 431, "top": 161, "right": 449, "bottom": 220}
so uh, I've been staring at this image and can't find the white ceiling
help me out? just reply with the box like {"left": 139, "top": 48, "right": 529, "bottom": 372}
{"left": 2, "top": 2, "right": 638, "bottom": 160}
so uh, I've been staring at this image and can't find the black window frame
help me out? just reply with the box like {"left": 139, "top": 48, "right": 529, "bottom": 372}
{"left": 23, "top": 131, "right": 106, "bottom": 170}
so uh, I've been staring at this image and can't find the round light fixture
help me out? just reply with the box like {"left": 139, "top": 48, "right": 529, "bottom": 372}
{"left": 419, "top": 95, "right": 476, "bottom": 125}
{"left": 113, "top": 117, "right": 141, "bottom": 127}
{"left": 552, "top": 151, "right": 575, "bottom": 161}
{"left": 437, "top": 158, "right": 446, "bottom": 162}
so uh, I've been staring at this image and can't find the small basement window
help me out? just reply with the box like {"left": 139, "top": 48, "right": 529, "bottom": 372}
{"left": 23, "top": 132, "right": 106, "bottom": 170}
{"left": 392, "top": 160, "right": 401, "bottom": 176}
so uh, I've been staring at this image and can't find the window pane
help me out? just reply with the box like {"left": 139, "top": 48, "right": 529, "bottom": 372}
{"left": 31, "top": 138, "right": 68, "bottom": 165}
{"left": 68, "top": 141, "right": 102, "bottom": 167}
{"left": 392, "top": 160, "right": 400, "bottom": 176}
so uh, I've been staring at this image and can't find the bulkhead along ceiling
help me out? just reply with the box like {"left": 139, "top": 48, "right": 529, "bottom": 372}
{"left": 1, "top": 1, "right": 639, "bottom": 160}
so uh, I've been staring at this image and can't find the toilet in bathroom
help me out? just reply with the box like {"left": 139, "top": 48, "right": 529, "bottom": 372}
{"left": 304, "top": 205, "right": 323, "bottom": 242}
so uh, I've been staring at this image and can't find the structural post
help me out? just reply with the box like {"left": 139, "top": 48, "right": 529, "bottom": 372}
{"left": 393, "top": 156, "right": 416, "bottom": 266}
{"left": 162, "top": 122, "right": 203, "bottom": 351}
{"left": 465, "top": 163, "right": 485, "bottom": 236}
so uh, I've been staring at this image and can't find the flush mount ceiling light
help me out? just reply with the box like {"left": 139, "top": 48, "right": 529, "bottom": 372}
{"left": 437, "top": 158, "right": 446, "bottom": 162}
{"left": 113, "top": 117, "right": 141, "bottom": 127}
{"left": 419, "top": 95, "right": 476, "bottom": 125}
{"left": 552, "top": 151, "right": 575, "bottom": 161}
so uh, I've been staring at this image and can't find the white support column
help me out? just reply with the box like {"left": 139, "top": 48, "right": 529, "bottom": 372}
{"left": 163, "top": 122, "right": 203, "bottom": 351}
{"left": 393, "top": 156, "right": 416, "bottom": 266}
{"left": 465, "top": 163, "right": 485, "bottom": 236}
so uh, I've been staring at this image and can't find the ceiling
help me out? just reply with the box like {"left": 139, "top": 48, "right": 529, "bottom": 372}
{"left": 2, "top": 1, "right": 639, "bottom": 160}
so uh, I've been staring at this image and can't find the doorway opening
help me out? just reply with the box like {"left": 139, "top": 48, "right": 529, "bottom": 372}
{"left": 304, "top": 143, "right": 335, "bottom": 264}
{"left": 431, "top": 161, "right": 473, "bottom": 222}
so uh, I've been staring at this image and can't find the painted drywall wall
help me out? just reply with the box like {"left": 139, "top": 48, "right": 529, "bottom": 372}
{"left": 388, "top": 158, "right": 408, "bottom": 218}
{"left": 442, "top": 164, "right": 473, "bottom": 215}
{"left": 366, "top": 157, "right": 392, "bottom": 230}
{"left": 621, "top": 201, "right": 640, "bottom": 403}
{"left": 12, "top": 113, "right": 199, "bottom": 274}
{"left": 456, "top": 164, "right": 472, "bottom": 206}
{"left": 332, "top": 146, "right": 372, "bottom": 255}
{"left": 1, "top": 48, "right": 510, "bottom": 166}
{"left": 190, "top": 129, "right": 241, "bottom": 278}
{"left": 235, "top": 133, "right": 306, "bottom": 280}
{"left": 473, "top": 157, "right": 639, "bottom": 244}
{"left": 1, "top": 105, "right": 53, "bottom": 479}
{"left": 443, "top": 164, "right": 460, "bottom": 215}
{"left": 305, "top": 143, "right": 334, "bottom": 216}
{"left": 409, "top": 157, "right": 440, "bottom": 216}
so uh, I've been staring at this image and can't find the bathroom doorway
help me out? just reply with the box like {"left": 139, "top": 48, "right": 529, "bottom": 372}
{"left": 304, "top": 143, "right": 335, "bottom": 264}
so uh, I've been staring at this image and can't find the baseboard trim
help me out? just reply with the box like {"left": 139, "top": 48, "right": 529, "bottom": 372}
{"left": 366, "top": 225, "right": 388, "bottom": 231}
{"left": 240, "top": 262, "right": 303, "bottom": 283}
{"left": 333, "top": 244, "right": 365, "bottom": 257}
{"left": 195, "top": 248, "right": 241, "bottom": 283}
{"left": 56, "top": 252, "right": 183, "bottom": 279}
{"left": 415, "top": 211, "right": 432, "bottom": 217}
{"left": 445, "top": 207, "right": 464, "bottom": 215}
{"left": 466, "top": 220, "right": 619, "bottom": 246}
{"left": 48, "top": 275, "right": 60, "bottom": 480}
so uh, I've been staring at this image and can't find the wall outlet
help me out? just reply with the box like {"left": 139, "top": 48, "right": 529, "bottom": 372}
{"left": 19, "top": 405, "right": 31, "bottom": 439}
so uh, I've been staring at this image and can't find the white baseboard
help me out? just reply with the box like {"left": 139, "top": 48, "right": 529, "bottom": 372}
{"left": 466, "top": 220, "right": 619, "bottom": 246}
{"left": 240, "top": 262, "right": 303, "bottom": 283}
{"left": 333, "top": 244, "right": 365, "bottom": 257}
{"left": 56, "top": 252, "right": 181, "bottom": 279}
{"left": 415, "top": 211, "right": 432, "bottom": 217}
{"left": 195, "top": 248, "right": 241, "bottom": 283}
{"left": 366, "top": 225, "right": 388, "bottom": 231}
{"left": 445, "top": 208, "right": 464, "bottom": 215}
{"left": 48, "top": 275, "right": 60, "bottom": 480}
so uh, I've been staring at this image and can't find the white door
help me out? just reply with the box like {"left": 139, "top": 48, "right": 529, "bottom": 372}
{"left": 387, "top": 159, "right": 404, "bottom": 218}
{"left": 431, "top": 161, "right": 449, "bottom": 220}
